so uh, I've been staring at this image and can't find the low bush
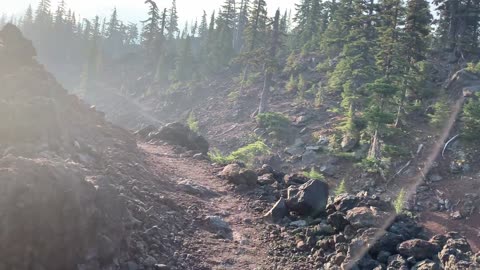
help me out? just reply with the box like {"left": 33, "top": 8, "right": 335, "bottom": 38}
{"left": 303, "top": 168, "right": 325, "bottom": 180}
{"left": 208, "top": 141, "right": 271, "bottom": 167}
{"left": 334, "top": 179, "right": 347, "bottom": 196}
{"left": 256, "top": 112, "right": 291, "bottom": 142}
{"left": 394, "top": 188, "right": 407, "bottom": 214}
{"left": 187, "top": 112, "right": 199, "bottom": 132}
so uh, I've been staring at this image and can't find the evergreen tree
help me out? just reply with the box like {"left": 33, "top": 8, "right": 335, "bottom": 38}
{"left": 54, "top": 0, "right": 66, "bottom": 27}
{"left": 142, "top": 0, "right": 160, "bottom": 53}
{"left": 84, "top": 16, "right": 101, "bottom": 94}
{"left": 175, "top": 35, "right": 195, "bottom": 81}
{"left": 258, "top": 9, "right": 282, "bottom": 114}
{"left": 22, "top": 5, "right": 34, "bottom": 35}
{"left": 167, "top": 0, "right": 179, "bottom": 40}
{"left": 462, "top": 96, "right": 480, "bottom": 141}
{"left": 328, "top": 0, "right": 377, "bottom": 141}
{"left": 107, "top": 8, "right": 119, "bottom": 39}
{"left": 241, "top": 0, "right": 268, "bottom": 84}
{"left": 126, "top": 23, "right": 139, "bottom": 45}
{"left": 216, "top": 0, "right": 237, "bottom": 65}
{"left": 394, "top": 0, "right": 431, "bottom": 126}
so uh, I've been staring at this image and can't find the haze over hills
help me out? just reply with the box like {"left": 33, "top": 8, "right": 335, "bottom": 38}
{"left": 3, "top": 0, "right": 298, "bottom": 23}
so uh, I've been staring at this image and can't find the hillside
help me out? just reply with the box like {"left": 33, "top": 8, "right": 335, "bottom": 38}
{"left": 2, "top": 0, "right": 480, "bottom": 268}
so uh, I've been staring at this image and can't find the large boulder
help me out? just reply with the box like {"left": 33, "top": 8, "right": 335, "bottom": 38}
{"left": 397, "top": 239, "right": 439, "bottom": 260}
{"left": 220, "top": 164, "right": 258, "bottom": 187}
{"left": 151, "top": 122, "right": 209, "bottom": 154}
{"left": 345, "top": 207, "right": 390, "bottom": 229}
{"left": 286, "top": 179, "right": 329, "bottom": 216}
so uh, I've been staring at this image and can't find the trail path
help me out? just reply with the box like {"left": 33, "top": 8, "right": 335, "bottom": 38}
{"left": 140, "top": 143, "right": 276, "bottom": 270}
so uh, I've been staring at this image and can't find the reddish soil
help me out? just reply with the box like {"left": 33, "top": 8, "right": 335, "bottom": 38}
{"left": 140, "top": 143, "right": 277, "bottom": 269}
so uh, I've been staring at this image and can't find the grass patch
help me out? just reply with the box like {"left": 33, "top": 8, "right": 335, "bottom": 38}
{"left": 187, "top": 112, "right": 199, "bottom": 133}
{"left": 334, "top": 179, "right": 347, "bottom": 196}
{"left": 303, "top": 168, "right": 325, "bottom": 180}
{"left": 208, "top": 141, "right": 271, "bottom": 167}
{"left": 394, "top": 188, "right": 407, "bottom": 214}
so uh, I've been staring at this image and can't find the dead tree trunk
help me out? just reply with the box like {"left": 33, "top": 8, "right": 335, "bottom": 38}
{"left": 258, "top": 9, "right": 280, "bottom": 114}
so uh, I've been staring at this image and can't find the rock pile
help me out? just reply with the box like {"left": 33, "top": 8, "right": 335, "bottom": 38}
{"left": 262, "top": 191, "right": 480, "bottom": 269}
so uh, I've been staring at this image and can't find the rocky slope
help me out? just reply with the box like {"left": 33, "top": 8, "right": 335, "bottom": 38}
{"left": 0, "top": 24, "right": 193, "bottom": 270}
{"left": 2, "top": 23, "right": 479, "bottom": 270}
{"left": 82, "top": 51, "right": 480, "bottom": 252}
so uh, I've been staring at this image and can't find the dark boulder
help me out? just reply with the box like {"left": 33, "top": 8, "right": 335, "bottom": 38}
{"left": 151, "top": 122, "right": 209, "bottom": 154}
{"left": 345, "top": 207, "right": 390, "bottom": 229}
{"left": 333, "top": 194, "right": 360, "bottom": 212}
{"left": 285, "top": 179, "right": 329, "bottom": 216}
{"left": 327, "top": 212, "right": 350, "bottom": 232}
{"left": 397, "top": 239, "right": 439, "bottom": 260}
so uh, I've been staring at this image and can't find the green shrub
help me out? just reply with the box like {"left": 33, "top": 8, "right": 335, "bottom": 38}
{"left": 334, "top": 179, "right": 347, "bottom": 196}
{"left": 208, "top": 149, "right": 230, "bottom": 164}
{"left": 229, "top": 141, "right": 270, "bottom": 165}
{"left": 314, "top": 83, "right": 325, "bottom": 108}
{"left": 466, "top": 62, "right": 480, "bottom": 74}
{"left": 303, "top": 168, "right": 325, "bottom": 180}
{"left": 227, "top": 90, "right": 240, "bottom": 102}
{"left": 394, "top": 188, "right": 407, "bottom": 214}
{"left": 462, "top": 95, "right": 480, "bottom": 141}
{"left": 286, "top": 74, "right": 297, "bottom": 92}
{"left": 297, "top": 74, "right": 308, "bottom": 99}
{"left": 187, "top": 112, "right": 199, "bottom": 132}
{"left": 256, "top": 112, "right": 291, "bottom": 142}
{"left": 208, "top": 141, "right": 271, "bottom": 167}
{"left": 428, "top": 97, "right": 450, "bottom": 128}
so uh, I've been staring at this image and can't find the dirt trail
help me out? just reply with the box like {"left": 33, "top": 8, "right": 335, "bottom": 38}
{"left": 140, "top": 143, "right": 273, "bottom": 270}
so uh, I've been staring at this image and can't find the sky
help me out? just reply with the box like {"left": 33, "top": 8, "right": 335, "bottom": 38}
{"left": 1, "top": 0, "right": 298, "bottom": 24}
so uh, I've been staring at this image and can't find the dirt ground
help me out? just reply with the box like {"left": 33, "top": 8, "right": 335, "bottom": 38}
{"left": 140, "top": 143, "right": 278, "bottom": 269}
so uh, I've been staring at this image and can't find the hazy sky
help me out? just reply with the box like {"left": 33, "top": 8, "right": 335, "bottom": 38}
{"left": 2, "top": 0, "right": 298, "bottom": 24}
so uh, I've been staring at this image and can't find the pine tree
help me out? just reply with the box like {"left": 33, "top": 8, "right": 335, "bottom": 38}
{"left": 234, "top": 0, "right": 250, "bottom": 52}
{"left": 320, "top": 0, "right": 352, "bottom": 58}
{"left": 258, "top": 9, "right": 281, "bottom": 114}
{"left": 142, "top": 0, "right": 160, "bottom": 53}
{"left": 84, "top": 16, "right": 101, "bottom": 94}
{"left": 433, "top": 0, "right": 479, "bottom": 60}
{"left": 241, "top": 0, "right": 268, "bottom": 84}
{"left": 191, "top": 19, "right": 198, "bottom": 37}
{"left": 22, "top": 5, "right": 34, "bottom": 35}
{"left": 126, "top": 23, "right": 139, "bottom": 45}
{"left": 462, "top": 96, "right": 480, "bottom": 141}
{"left": 216, "top": 0, "right": 237, "bottom": 65}
{"left": 328, "top": 0, "right": 377, "bottom": 141}
{"left": 167, "top": 0, "right": 179, "bottom": 40}
{"left": 199, "top": 11, "right": 208, "bottom": 39}
{"left": 107, "top": 8, "right": 119, "bottom": 39}
{"left": 175, "top": 35, "right": 195, "bottom": 81}
{"left": 394, "top": 0, "right": 431, "bottom": 126}
{"left": 35, "top": 0, "right": 52, "bottom": 25}
{"left": 54, "top": 0, "right": 66, "bottom": 27}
